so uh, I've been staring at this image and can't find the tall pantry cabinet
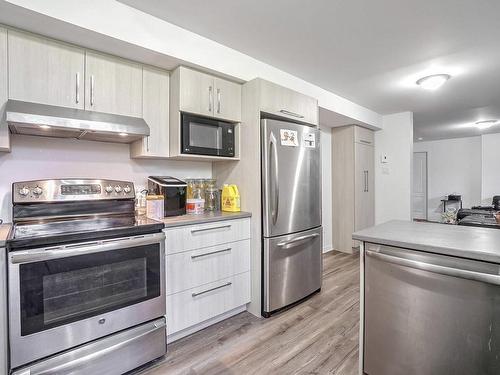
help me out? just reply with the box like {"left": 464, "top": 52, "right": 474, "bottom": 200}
{"left": 332, "top": 125, "right": 374, "bottom": 253}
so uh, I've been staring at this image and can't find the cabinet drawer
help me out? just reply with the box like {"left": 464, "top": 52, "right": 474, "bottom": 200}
{"left": 166, "top": 239, "right": 250, "bottom": 295}
{"left": 354, "top": 126, "right": 374, "bottom": 145}
{"left": 165, "top": 218, "right": 251, "bottom": 255}
{"left": 166, "top": 272, "right": 250, "bottom": 334}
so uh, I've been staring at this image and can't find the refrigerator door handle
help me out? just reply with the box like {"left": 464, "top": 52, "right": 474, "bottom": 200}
{"left": 270, "top": 132, "right": 280, "bottom": 225}
{"left": 277, "top": 233, "right": 320, "bottom": 248}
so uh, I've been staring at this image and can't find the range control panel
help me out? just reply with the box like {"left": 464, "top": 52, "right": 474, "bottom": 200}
{"left": 13, "top": 179, "right": 135, "bottom": 203}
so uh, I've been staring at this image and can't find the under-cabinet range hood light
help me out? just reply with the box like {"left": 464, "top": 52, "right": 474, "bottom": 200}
{"left": 6, "top": 100, "right": 150, "bottom": 143}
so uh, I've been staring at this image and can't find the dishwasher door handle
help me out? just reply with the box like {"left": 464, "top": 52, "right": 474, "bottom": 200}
{"left": 366, "top": 249, "right": 500, "bottom": 286}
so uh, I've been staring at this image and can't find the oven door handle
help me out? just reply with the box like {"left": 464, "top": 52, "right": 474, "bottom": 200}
{"left": 10, "top": 232, "right": 165, "bottom": 264}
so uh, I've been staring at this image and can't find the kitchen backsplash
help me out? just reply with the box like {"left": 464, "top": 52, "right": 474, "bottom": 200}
{"left": 0, "top": 135, "right": 212, "bottom": 222}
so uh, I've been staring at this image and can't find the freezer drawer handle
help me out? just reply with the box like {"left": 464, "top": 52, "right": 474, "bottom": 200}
{"left": 192, "top": 282, "right": 232, "bottom": 297}
{"left": 366, "top": 249, "right": 500, "bottom": 286}
{"left": 191, "top": 224, "right": 231, "bottom": 233}
{"left": 191, "top": 247, "right": 231, "bottom": 259}
{"left": 277, "top": 233, "right": 320, "bottom": 248}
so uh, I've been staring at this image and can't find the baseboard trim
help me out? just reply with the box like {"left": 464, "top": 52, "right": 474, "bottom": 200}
{"left": 167, "top": 305, "right": 247, "bottom": 343}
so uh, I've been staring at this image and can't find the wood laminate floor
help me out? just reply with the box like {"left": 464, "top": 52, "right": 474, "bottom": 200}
{"left": 142, "top": 251, "right": 360, "bottom": 375}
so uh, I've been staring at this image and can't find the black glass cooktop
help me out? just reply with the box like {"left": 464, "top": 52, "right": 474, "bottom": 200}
{"left": 9, "top": 215, "right": 164, "bottom": 250}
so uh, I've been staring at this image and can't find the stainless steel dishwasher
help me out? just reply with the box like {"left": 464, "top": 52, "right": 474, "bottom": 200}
{"left": 364, "top": 243, "right": 500, "bottom": 375}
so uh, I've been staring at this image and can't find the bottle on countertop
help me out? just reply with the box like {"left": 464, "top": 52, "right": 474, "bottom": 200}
{"left": 221, "top": 184, "right": 240, "bottom": 212}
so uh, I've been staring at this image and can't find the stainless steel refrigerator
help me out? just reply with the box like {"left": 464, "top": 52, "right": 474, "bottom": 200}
{"left": 261, "top": 118, "right": 322, "bottom": 317}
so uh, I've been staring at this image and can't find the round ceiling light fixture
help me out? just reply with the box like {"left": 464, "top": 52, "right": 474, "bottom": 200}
{"left": 474, "top": 120, "right": 498, "bottom": 130}
{"left": 416, "top": 74, "right": 451, "bottom": 90}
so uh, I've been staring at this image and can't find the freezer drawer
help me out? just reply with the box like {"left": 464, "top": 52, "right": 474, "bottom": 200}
{"left": 263, "top": 227, "right": 322, "bottom": 314}
{"left": 364, "top": 243, "right": 500, "bottom": 375}
{"left": 261, "top": 118, "right": 321, "bottom": 237}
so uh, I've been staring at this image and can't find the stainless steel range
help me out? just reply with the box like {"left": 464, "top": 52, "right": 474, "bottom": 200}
{"left": 7, "top": 179, "right": 166, "bottom": 375}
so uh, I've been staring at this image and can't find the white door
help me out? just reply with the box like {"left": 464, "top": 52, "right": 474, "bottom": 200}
{"left": 412, "top": 152, "right": 428, "bottom": 220}
{"left": 85, "top": 51, "right": 143, "bottom": 117}
{"left": 8, "top": 30, "right": 85, "bottom": 109}
{"left": 355, "top": 142, "right": 375, "bottom": 231}
{"left": 213, "top": 77, "right": 241, "bottom": 122}
{"left": 178, "top": 67, "right": 214, "bottom": 118}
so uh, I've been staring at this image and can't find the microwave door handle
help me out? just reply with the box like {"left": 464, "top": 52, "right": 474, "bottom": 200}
{"left": 270, "top": 132, "right": 279, "bottom": 225}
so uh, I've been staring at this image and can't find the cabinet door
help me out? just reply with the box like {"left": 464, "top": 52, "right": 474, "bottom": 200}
{"left": 131, "top": 67, "right": 169, "bottom": 158}
{"left": 85, "top": 51, "right": 142, "bottom": 117}
{"left": 259, "top": 79, "right": 318, "bottom": 125}
{"left": 0, "top": 27, "right": 9, "bottom": 152}
{"left": 178, "top": 67, "right": 214, "bottom": 118}
{"left": 213, "top": 77, "right": 241, "bottom": 122}
{"left": 354, "top": 142, "right": 375, "bottom": 231}
{"left": 8, "top": 30, "right": 84, "bottom": 109}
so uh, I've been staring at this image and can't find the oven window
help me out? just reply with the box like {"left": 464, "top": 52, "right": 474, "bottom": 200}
{"left": 189, "top": 121, "right": 222, "bottom": 150}
{"left": 19, "top": 244, "right": 161, "bottom": 336}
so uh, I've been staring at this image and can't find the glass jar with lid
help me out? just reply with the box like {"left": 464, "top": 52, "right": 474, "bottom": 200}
{"left": 185, "top": 179, "right": 195, "bottom": 199}
{"left": 205, "top": 187, "right": 219, "bottom": 211}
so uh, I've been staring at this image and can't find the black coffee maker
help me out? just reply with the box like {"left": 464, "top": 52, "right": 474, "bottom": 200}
{"left": 147, "top": 176, "right": 187, "bottom": 217}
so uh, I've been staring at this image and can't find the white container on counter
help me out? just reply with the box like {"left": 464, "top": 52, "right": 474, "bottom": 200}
{"left": 186, "top": 198, "right": 205, "bottom": 215}
{"left": 146, "top": 195, "right": 164, "bottom": 219}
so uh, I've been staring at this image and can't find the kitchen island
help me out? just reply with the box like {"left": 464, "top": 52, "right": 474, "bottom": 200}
{"left": 353, "top": 220, "right": 500, "bottom": 375}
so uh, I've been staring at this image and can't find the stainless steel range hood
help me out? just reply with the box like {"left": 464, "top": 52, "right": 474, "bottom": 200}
{"left": 6, "top": 100, "right": 150, "bottom": 143}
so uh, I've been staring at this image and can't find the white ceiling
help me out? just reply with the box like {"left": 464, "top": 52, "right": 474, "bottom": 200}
{"left": 119, "top": 0, "right": 500, "bottom": 140}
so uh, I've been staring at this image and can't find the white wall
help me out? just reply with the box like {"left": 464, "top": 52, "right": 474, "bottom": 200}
{"left": 320, "top": 128, "right": 333, "bottom": 252}
{"left": 374, "top": 112, "right": 413, "bottom": 224}
{"left": 0, "top": 0, "right": 382, "bottom": 128}
{"left": 414, "top": 137, "right": 482, "bottom": 221}
{"left": 482, "top": 132, "right": 500, "bottom": 205}
{"left": 0, "top": 135, "right": 212, "bottom": 222}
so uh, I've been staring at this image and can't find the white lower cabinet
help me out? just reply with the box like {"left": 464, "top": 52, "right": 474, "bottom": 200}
{"left": 167, "top": 272, "right": 250, "bottom": 335}
{"left": 167, "top": 240, "right": 250, "bottom": 295}
{"left": 164, "top": 218, "right": 251, "bottom": 340}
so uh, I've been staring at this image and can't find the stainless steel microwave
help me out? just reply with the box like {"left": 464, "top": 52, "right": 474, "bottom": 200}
{"left": 181, "top": 113, "right": 235, "bottom": 157}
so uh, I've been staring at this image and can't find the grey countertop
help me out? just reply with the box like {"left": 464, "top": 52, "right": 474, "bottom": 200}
{"left": 0, "top": 223, "right": 12, "bottom": 247}
{"left": 353, "top": 220, "right": 500, "bottom": 263}
{"left": 161, "top": 211, "right": 252, "bottom": 228}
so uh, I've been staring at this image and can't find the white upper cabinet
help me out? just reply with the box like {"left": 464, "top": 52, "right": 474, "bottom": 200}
{"left": 214, "top": 77, "right": 241, "bottom": 122}
{"left": 0, "top": 27, "right": 9, "bottom": 152}
{"left": 130, "top": 66, "right": 170, "bottom": 158}
{"left": 258, "top": 79, "right": 318, "bottom": 125}
{"left": 85, "top": 51, "right": 143, "bottom": 117}
{"left": 8, "top": 29, "right": 85, "bottom": 109}
{"left": 174, "top": 66, "right": 241, "bottom": 123}
{"left": 177, "top": 67, "right": 214, "bottom": 118}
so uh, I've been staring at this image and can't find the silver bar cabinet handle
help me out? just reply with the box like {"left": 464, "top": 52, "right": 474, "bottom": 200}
{"left": 90, "top": 75, "right": 95, "bottom": 106}
{"left": 217, "top": 88, "right": 221, "bottom": 114}
{"left": 191, "top": 248, "right": 231, "bottom": 259}
{"left": 75, "top": 72, "right": 80, "bottom": 104}
{"left": 366, "top": 170, "right": 369, "bottom": 192}
{"left": 192, "top": 282, "right": 232, "bottom": 297}
{"left": 277, "top": 233, "right": 319, "bottom": 247}
{"left": 279, "top": 109, "right": 304, "bottom": 119}
{"left": 208, "top": 86, "right": 213, "bottom": 112}
{"left": 366, "top": 249, "right": 500, "bottom": 286}
{"left": 191, "top": 224, "right": 231, "bottom": 233}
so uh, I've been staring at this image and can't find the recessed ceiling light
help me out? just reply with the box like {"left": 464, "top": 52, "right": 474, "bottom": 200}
{"left": 416, "top": 74, "right": 451, "bottom": 90}
{"left": 417, "top": 137, "right": 423, "bottom": 141}
{"left": 119, "top": 132, "right": 128, "bottom": 137}
{"left": 474, "top": 120, "right": 498, "bottom": 130}
{"left": 39, "top": 125, "right": 51, "bottom": 129}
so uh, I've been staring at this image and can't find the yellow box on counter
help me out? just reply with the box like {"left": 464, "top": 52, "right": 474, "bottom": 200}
{"left": 222, "top": 184, "right": 240, "bottom": 212}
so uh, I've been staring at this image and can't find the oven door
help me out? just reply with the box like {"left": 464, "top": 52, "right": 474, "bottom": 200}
{"left": 181, "top": 113, "right": 235, "bottom": 157}
{"left": 8, "top": 232, "right": 165, "bottom": 368}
